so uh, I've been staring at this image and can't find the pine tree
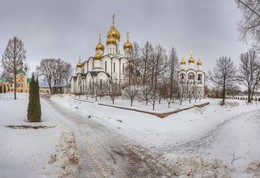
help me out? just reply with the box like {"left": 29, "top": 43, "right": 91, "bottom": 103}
{"left": 0, "top": 85, "right": 2, "bottom": 93}
{"left": 3, "top": 85, "right": 6, "bottom": 93}
{"left": 27, "top": 74, "right": 41, "bottom": 122}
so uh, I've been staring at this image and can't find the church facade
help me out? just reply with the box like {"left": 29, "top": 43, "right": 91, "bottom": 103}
{"left": 178, "top": 51, "right": 205, "bottom": 99}
{"left": 71, "top": 15, "right": 133, "bottom": 94}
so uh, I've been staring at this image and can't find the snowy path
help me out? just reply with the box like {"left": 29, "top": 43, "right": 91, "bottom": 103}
{"left": 42, "top": 95, "right": 133, "bottom": 177}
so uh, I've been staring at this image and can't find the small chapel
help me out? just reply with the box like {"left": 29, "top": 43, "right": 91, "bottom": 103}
{"left": 71, "top": 15, "right": 133, "bottom": 94}
{"left": 178, "top": 50, "right": 205, "bottom": 99}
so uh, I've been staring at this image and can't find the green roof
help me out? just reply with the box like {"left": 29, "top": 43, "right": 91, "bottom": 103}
{"left": 0, "top": 77, "right": 10, "bottom": 82}
{"left": 27, "top": 78, "right": 32, "bottom": 83}
{"left": 18, "top": 69, "right": 26, "bottom": 75}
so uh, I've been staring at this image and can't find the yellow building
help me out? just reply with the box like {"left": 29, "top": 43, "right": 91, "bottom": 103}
{"left": 0, "top": 69, "right": 31, "bottom": 93}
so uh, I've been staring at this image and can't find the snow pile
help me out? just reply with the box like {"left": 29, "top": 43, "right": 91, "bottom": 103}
{"left": 171, "top": 157, "right": 232, "bottom": 177}
{"left": 117, "top": 143, "right": 232, "bottom": 177}
{"left": 48, "top": 130, "right": 80, "bottom": 178}
{"left": 246, "top": 160, "right": 260, "bottom": 177}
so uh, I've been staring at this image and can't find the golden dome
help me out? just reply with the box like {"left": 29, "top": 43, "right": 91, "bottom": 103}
{"left": 197, "top": 57, "right": 202, "bottom": 65}
{"left": 188, "top": 49, "right": 195, "bottom": 63}
{"left": 106, "top": 36, "right": 117, "bottom": 45}
{"left": 107, "top": 14, "right": 120, "bottom": 40}
{"left": 180, "top": 56, "right": 186, "bottom": 65}
{"left": 188, "top": 56, "right": 195, "bottom": 63}
{"left": 76, "top": 57, "right": 82, "bottom": 68}
{"left": 94, "top": 52, "right": 102, "bottom": 60}
{"left": 96, "top": 41, "right": 104, "bottom": 51}
{"left": 96, "top": 34, "right": 104, "bottom": 51}
{"left": 123, "top": 32, "right": 133, "bottom": 50}
{"left": 107, "top": 26, "right": 120, "bottom": 40}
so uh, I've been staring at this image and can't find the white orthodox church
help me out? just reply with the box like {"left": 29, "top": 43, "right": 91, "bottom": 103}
{"left": 71, "top": 15, "right": 133, "bottom": 94}
{"left": 178, "top": 51, "right": 205, "bottom": 99}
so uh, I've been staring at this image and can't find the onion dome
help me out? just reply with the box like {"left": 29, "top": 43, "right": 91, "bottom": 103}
{"left": 188, "top": 49, "right": 195, "bottom": 63}
{"left": 197, "top": 56, "right": 202, "bottom": 65}
{"left": 107, "top": 14, "right": 120, "bottom": 41}
{"left": 180, "top": 56, "right": 186, "bottom": 65}
{"left": 94, "top": 52, "right": 102, "bottom": 60}
{"left": 76, "top": 57, "right": 82, "bottom": 68}
{"left": 123, "top": 32, "right": 133, "bottom": 50}
{"left": 96, "top": 34, "right": 104, "bottom": 51}
{"left": 106, "top": 36, "right": 117, "bottom": 45}
{"left": 107, "top": 26, "right": 121, "bottom": 40}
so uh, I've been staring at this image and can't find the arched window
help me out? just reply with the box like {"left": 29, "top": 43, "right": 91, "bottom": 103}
{"left": 105, "top": 61, "right": 107, "bottom": 71}
{"left": 189, "top": 73, "right": 194, "bottom": 80}
{"left": 122, "top": 63, "right": 125, "bottom": 74}
{"left": 198, "top": 74, "right": 202, "bottom": 80}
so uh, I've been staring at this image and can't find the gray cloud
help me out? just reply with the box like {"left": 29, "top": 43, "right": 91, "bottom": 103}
{"left": 0, "top": 0, "right": 249, "bottom": 75}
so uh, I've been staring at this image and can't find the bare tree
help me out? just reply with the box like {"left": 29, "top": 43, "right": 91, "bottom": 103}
{"left": 238, "top": 49, "right": 260, "bottom": 102}
{"left": 209, "top": 56, "right": 237, "bottom": 105}
{"left": 36, "top": 58, "right": 72, "bottom": 93}
{"left": 123, "top": 85, "right": 139, "bottom": 106}
{"left": 140, "top": 41, "right": 154, "bottom": 86}
{"left": 1, "top": 36, "right": 26, "bottom": 100}
{"left": 147, "top": 45, "right": 167, "bottom": 110}
{"left": 235, "top": 0, "right": 260, "bottom": 49}
{"left": 106, "top": 78, "right": 120, "bottom": 104}
{"left": 167, "top": 47, "right": 179, "bottom": 99}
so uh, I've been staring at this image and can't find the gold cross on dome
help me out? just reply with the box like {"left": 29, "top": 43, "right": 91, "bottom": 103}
{"left": 126, "top": 32, "right": 129, "bottom": 40}
{"left": 190, "top": 49, "right": 193, "bottom": 56}
{"left": 112, "top": 14, "right": 115, "bottom": 25}
{"left": 99, "top": 33, "right": 101, "bottom": 42}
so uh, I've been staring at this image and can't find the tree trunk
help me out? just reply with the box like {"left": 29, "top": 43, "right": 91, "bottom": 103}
{"left": 248, "top": 87, "right": 251, "bottom": 103}
{"left": 152, "top": 101, "right": 155, "bottom": 110}
{"left": 168, "top": 102, "right": 170, "bottom": 108}
{"left": 130, "top": 100, "right": 133, "bottom": 107}
{"left": 14, "top": 74, "right": 17, "bottom": 100}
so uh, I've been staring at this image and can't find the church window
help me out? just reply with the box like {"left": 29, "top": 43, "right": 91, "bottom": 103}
{"left": 114, "top": 62, "right": 115, "bottom": 72}
{"left": 105, "top": 61, "right": 107, "bottom": 71}
{"left": 181, "top": 74, "right": 185, "bottom": 79}
{"left": 189, "top": 74, "right": 194, "bottom": 80}
{"left": 122, "top": 63, "right": 125, "bottom": 74}
{"left": 198, "top": 74, "right": 202, "bottom": 80}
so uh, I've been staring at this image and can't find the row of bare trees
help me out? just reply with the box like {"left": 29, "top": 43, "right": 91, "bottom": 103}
{"left": 209, "top": 50, "right": 260, "bottom": 104}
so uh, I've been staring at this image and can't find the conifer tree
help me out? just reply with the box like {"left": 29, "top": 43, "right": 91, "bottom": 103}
{"left": 3, "top": 85, "right": 6, "bottom": 93}
{"left": 0, "top": 85, "right": 2, "bottom": 93}
{"left": 27, "top": 74, "right": 41, "bottom": 122}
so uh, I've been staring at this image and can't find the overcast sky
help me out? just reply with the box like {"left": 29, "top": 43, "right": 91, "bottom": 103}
{"left": 0, "top": 0, "right": 249, "bottom": 75}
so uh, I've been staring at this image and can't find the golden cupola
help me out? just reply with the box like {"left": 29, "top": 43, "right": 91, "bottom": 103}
{"left": 180, "top": 56, "right": 186, "bottom": 65}
{"left": 123, "top": 32, "right": 133, "bottom": 50}
{"left": 106, "top": 36, "right": 117, "bottom": 45}
{"left": 94, "top": 52, "right": 102, "bottom": 60}
{"left": 76, "top": 57, "right": 82, "bottom": 68}
{"left": 96, "top": 34, "right": 104, "bottom": 51}
{"left": 188, "top": 50, "right": 195, "bottom": 63}
{"left": 197, "top": 56, "right": 202, "bottom": 65}
{"left": 107, "top": 14, "right": 121, "bottom": 42}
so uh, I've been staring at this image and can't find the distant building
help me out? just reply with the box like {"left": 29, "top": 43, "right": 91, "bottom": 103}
{"left": 70, "top": 15, "right": 134, "bottom": 94}
{"left": 178, "top": 50, "right": 205, "bottom": 99}
{"left": 0, "top": 69, "right": 31, "bottom": 93}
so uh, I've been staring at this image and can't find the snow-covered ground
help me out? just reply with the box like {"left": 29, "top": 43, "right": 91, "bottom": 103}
{"left": 0, "top": 93, "right": 61, "bottom": 178}
{"left": 51, "top": 94, "right": 260, "bottom": 177}
{"left": 1, "top": 92, "right": 260, "bottom": 177}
